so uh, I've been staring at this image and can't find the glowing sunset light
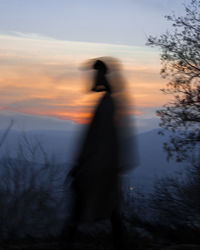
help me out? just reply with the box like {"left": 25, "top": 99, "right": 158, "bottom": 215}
{"left": 0, "top": 33, "right": 168, "bottom": 124}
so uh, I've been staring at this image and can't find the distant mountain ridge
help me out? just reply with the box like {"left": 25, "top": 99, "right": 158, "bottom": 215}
{"left": 0, "top": 110, "right": 77, "bottom": 131}
{"left": 0, "top": 109, "right": 159, "bottom": 134}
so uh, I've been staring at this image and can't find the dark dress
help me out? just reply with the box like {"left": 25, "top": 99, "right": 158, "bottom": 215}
{"left": 69, "top": 91, "right": 120, "bottom": 222}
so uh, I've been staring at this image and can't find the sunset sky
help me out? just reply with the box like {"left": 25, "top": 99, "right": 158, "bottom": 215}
{"left": 0, "top": 0, "right": 188, "bottom": 127}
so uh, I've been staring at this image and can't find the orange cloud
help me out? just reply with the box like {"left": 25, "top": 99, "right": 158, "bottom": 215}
{"left": 0, "top": 33, "right": 167, "bottom": 124}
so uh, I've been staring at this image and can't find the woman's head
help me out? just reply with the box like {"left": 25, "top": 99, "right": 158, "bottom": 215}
{"left": 92, "top": 60, "right": 108, "bottom": 75}
{"left": 91, "top": 59, "right": 111, "bottom": 92}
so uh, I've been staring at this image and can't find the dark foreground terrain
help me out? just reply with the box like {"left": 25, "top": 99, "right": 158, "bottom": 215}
{"left": 1, "top": 221, "right": 200, "bottom": 250}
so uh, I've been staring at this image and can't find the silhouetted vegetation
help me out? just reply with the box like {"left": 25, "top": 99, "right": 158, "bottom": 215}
{"left": 0, "top": 131, "right": 67, "bottom": 240}
{"left": 147, "top": 0, "right": 200, "bottom": 163}
{"left": 143, "top": 0, "right": 200, "bottom": 248}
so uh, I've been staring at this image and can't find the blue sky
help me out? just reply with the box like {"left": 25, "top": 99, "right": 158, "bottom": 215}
{"left": 0, "top": 0, "right": 188, "bottom": 46}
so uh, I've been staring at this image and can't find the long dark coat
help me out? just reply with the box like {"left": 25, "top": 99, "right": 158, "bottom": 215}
{"left": 69, "top": 91, "right": 121, "bottom": 222}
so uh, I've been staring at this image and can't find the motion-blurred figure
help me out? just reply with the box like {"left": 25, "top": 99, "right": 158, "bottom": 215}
{"left": 61, "top": 57, "right": 138, "bottom": 250}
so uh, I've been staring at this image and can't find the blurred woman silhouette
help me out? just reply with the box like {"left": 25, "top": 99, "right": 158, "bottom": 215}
{"left": 61, "top": 57, "right": 138, "bottom": 250}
